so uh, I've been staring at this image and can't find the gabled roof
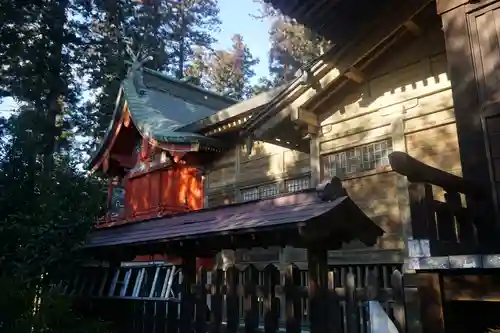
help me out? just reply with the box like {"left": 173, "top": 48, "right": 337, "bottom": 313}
{"left": 120, "top": 74, "right": 230, "bottom": 149}
{"left": 89, "top": 64, "right": 239, "bottom": 171}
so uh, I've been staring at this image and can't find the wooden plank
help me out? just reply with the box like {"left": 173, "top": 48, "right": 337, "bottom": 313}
{"left": 415, "top": 273, "right": 445, "bottom": 333}
{"left": 244, "top": 265, "right": 260, "bottom": 333}
{"left": 120, "top": 268, "right": 132, "bottom": 297}
{"left": 195, "top": 267, "right": 207, "bottom": 333}
{"left": 443, "top": 274, "right": 500, "bottom": 301}
{"left": 282, "top": 264, "right": 301, "bottom": 333}
{"left": 345, "top": 272, "right": 359, "bottom": 333}
{"left": 391, "top": 270, "right": 406, "bottom": 333}
{"left": 179, "top": 254, "right": 196, "bottom": 333}
{"left": 149, "top": 266, "right": 161, "bottom": 298}
{"left": 441, "top": 2, "right": 498, "bottom": 240}
{"left": 263, "top": 265, "right": 279, "bottom": 333}
{"left": 209, "top": 269, "right": 223, "bottom": 333}
{"left": 226, "top": 266, "right": 240, "bottom": 333}
{"left": 308, "top": 247, "right": 329, "bottom": 333}
{"left": 436, "top": 0, "right": 469, "bottom": 15}
{"left": 408, "top": 182, "right": 436, "bottom": 240}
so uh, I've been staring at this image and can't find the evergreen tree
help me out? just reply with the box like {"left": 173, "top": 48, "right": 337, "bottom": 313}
{"left": 252, "top": 0, "right": 330, "bottom": 86}
{"left": 205, "top": 34, "right": 259, "bottom": 100}
{"left": 164, "top": 0, "right": 221, "bottom": 79}
{"left": 0, "top": 0, "right": 93, "bottom": 167}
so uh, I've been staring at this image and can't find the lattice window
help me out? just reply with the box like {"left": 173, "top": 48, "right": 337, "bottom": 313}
{"left": 322, "top": 139, "right": 393, "bottom": 178}
{"left": 285, "top": 177, "right": 311, "bottom": 193}
{"left": 240, "top": 183, "right": 279, "bottom": 202}
{"left": 241, "top": 187, "right": 259, "bottom": 201}
{"left": 259, "top": 183, "right": 279, "bottom": 198}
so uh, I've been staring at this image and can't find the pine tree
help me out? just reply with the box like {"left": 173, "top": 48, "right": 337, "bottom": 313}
{"left": 164, "top": 0, "right": 221, "bottom": 79}
{"left": 0, "top": 0, "right": 93, "bottom": 166}
{"left": 205, "top": 34, "right": 259, "bottom": 100}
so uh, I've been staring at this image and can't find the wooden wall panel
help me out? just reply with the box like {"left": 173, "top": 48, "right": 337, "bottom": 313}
{"left": 149, "top": 172, "right": 161, "bottom": 209}
{"left": 121, "top": 166, "right": 203, "bottom": 220}
{"left": 314, "top": 25, "right": 458, "bottom": 255}
{"left": 405, "top": 123, "right": 461, "bottom": 176}
{"left": 206, "top": 140, "right": 311, "bottom": 207}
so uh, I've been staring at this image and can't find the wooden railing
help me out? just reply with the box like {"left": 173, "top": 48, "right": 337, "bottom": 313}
{"left": 389, "top": 151, "right": 498, "bottom": 256}
{"left": 69, "top": 264, "right": 406, "bottom": 333}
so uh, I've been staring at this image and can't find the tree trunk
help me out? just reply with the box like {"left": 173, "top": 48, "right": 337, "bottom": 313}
{"left": 42, "top": 0, "right": 68, "bottom": 171}
{"left": 177, "top": 5, "right": 186, "bottom": 79}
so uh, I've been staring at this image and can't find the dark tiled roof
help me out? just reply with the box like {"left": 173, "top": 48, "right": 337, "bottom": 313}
{"left": 86, "top": 190, "right": 384, "bottom": 251}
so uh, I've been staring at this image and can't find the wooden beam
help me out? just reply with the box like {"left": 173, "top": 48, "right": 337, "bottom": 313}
{"left": 388, "top": 151, "right": 487, "bottom": 198}
{"left": 110, "top": 153, "right": 135, "bottom": 169}
{"left": 344, "top": 67, "right": 365, "bottom": 83}
{"left": 305, "top": 0, "right": 431, "bottom": 113}
{"left": 403, "top": 20, "right": 422, "bottom": 36}
{"left": 291, "top": 107, "right": 320, "bottom": 130}
{"left": 443, "top": 274, "right": 500, "bottom": 301}
{"left": 436, "top": 0, "right": 469, "bottom": 15}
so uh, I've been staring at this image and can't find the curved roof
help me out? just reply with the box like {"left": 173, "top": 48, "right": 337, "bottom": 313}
{"left": 89, "top": 66, "right": 236, "bottom": 171}
{"left": 121, "top": 78, "right": 227, "bottom": 149}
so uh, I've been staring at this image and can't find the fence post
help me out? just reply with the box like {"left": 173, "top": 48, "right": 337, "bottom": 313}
{"left": 209, "top": 268, "right": 223, "bottom": 333}
{"left": 263, "top": 265, "right": 279, "bottom": 333}
{"left": 244, "top": 265, "right": 259, "bottom": 333}
{"left": 180, "top": 253, "right": 196, "bottom": 333}
{"left": 391, "top": 270, "right": 406, "bottom": 333}
{"left": 226, "top": 266, "right": 239, "bottom": 333}
{"left": 345, "top": 272, "right": 359, "bottom": 333}
{"left": 308, "top": 246, "right": 329, "bottom": 333}
{"left": 281, "top": 264, "right": 301, "bottom": 333}
{"left": 195, "top": 266, "right": 207, "bottom": 333}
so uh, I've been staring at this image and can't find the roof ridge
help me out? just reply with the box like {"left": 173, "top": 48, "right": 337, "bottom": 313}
{"left": 124, "top": 60, "right": 238, "bottom": 104}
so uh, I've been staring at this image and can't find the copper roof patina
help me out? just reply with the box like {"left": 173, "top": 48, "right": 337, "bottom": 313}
{"left": 89, "top": 60, "right": 237, "bottom": 170}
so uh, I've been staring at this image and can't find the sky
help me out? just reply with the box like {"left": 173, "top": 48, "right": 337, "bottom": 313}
{"left": 213, "top": 0, "right": 272, "bottom": 81}
{"left": 0, "top": 0, "right": 272, "bottom": 117}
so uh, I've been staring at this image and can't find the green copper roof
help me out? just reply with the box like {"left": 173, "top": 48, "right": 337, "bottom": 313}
{"left": 121, "top": 77, "right": 227, "bottom": 148}
{"left": 88, "top": 62, "right": 237, "bottom": 171}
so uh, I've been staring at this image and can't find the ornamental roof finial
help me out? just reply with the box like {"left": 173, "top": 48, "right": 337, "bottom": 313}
{"left": 124, "top": 34, "right": 153, "bottom": 95}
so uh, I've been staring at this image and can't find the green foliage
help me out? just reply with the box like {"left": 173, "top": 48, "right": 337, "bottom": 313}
{"left": 0, "top": 277, "right": 112, "bottom": 333}
{"left": 0, "top": 110, "right": 108, "bottom": 332}
{"left": 203, "top": 34, "right": 259, "bottom": 100}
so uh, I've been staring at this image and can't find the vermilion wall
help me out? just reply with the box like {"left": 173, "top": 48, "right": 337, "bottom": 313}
{"left": 124, "top": 165, "right": 203, "bottom": 220}
{"left": 123, "top": 165, "right": 214, "bottom": 269}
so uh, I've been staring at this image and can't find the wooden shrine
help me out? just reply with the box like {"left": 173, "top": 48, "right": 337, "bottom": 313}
{"left": 76, "top": 0, "right": 500, "bottom": 332}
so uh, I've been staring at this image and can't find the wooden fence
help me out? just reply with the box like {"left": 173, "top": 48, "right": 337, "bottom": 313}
{"left": 69, "top": 263, "right": 406, "bottom": 333}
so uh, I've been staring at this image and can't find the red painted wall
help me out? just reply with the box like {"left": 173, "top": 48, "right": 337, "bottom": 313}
{"left": 102, "top": 164, "right": 214, "bottom": 269}
{"left": 124, "top": 165, "right": 203, "bottom": 220}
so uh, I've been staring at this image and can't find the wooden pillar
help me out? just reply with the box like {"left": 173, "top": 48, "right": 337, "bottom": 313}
{"left": 414, "top": 273, "right": 445, "bottom": 333}
{"left": 225, "top": 266, "right": 240, "bottom": 333}
{"left": 243, "top": 265, "right": 259, "bottom": 333}
{"left": 438, "top": 0, "right": 491, "bottom": 189}
{"left": 280, "top": 263, "right": 301, "bottom": 333}
{"left": 307, "top": 246, "right": 329, "bottom": 333}
{"left": 180, "top": 253, "right": 197, "bottom": 333}
{"left": 438, "top": 0, "right": 499, "bottom": 238}
{"left": 209, "top": 268, "right": 223, "bottom": 333}
{"left": 309, "top": 133, "right": 321, "bottom": 187}
{"left": 195, "top": 266, "right": 207, "bottom": 333}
